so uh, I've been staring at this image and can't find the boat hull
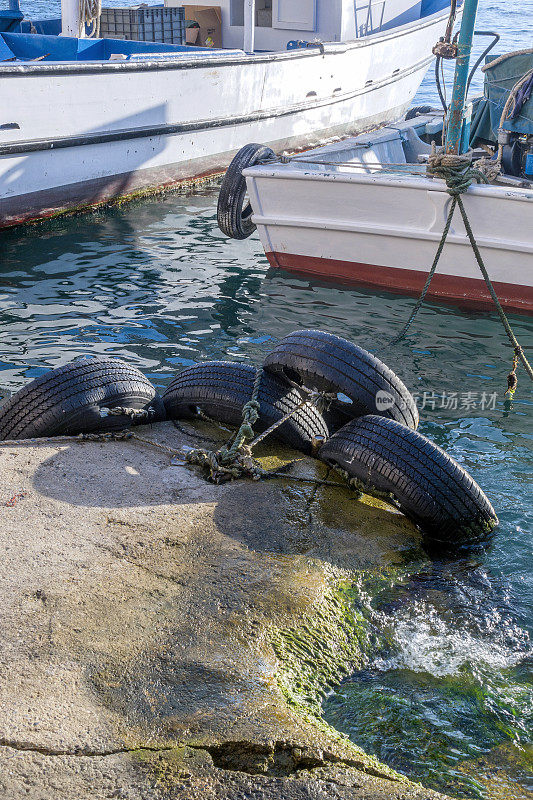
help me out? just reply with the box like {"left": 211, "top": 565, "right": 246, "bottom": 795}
{"left": 0, "top": 10, "right": 450, "bottom": 228}
{"left": 266, "top": 252, "right": 533, "bottom": 313}
{"left": 0, "top": 97, "right": 411, "bottom": 228}
{"left": 247, "top": 171, "right": 533, "bottom": 314}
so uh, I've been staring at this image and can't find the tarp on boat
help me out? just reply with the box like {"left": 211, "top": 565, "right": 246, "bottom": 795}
{"left": 0, "top": 31, "right": 229, "bottom": 62}
{"left": 471, "top": 50, "right": 533, "bottom": 143}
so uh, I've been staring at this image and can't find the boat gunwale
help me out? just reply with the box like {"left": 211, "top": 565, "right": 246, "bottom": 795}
{"left": 0, "top": 7, "right": 455, "bottom": 77}
{"left": 244, "top": 167, "right": 533, "bottom": 201}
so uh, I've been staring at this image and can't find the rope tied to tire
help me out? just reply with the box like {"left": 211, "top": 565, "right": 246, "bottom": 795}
{"left": 100, "top": 406, "right": 158, "bottom": 422}
{"left": 389, "top": 148, "right": 533, "bottom": 396}
{"left": 185, "top": 368, "right": 264, "bottom": 483}
{"left": 184, "top": 369, "right": 335, "bottom": 484}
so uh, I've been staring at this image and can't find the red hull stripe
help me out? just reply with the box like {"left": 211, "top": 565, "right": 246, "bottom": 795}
{"left": 266, "top": 252, "right": 533, "bottom": 314}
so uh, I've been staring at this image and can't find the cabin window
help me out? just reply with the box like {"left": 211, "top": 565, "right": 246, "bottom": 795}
{"left": 272, "top": 0, "right": 316, "bottom": 31}
{"left": 230, "top": 0, "right": 273, "bottom": 28}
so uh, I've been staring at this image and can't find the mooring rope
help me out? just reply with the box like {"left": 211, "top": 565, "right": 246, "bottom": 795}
{"left": 185, "top": 368, "right": 265, "bottom": 482}
{"left": 0, "top": 431, "right": 134, "bottom": 447}
{"left": 79, "top": 0, "right": 101, "bottom": 37}
{"left": 0, "top": 390, "right": 329, "bottom": 486}
{"left": 100, "top": 406, "right": 158, "bottom": 422}
{"left": 184, "top": 372, "right": 336, "bottom": 484}
{"left": 389, "top": 149, "right": 533, "bottom": 393}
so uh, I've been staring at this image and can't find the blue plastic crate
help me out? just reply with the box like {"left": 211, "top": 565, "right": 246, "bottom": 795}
{"left": 99, "top": 7, "right": 185, "bottom": 44}
{"left": 139, "top": 7, "right": 186, "bottom": 44}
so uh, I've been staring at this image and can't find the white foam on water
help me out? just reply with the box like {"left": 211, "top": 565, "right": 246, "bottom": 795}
{"left": 372, "top": 602, "right": 531, "bottom": 678}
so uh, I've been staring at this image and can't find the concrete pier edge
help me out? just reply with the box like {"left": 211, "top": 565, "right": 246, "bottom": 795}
{"left": 0, "top": 420, "right": 452, "bottom": 799}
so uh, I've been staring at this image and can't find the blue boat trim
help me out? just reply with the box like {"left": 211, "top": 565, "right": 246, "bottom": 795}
{"left": 0, "top": 55, "right": 433, "bottom": 157}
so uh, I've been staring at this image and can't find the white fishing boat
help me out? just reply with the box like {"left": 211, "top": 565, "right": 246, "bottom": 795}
{"left": 221, "top": 8, "right": 533, "bottom": 313}
{"left": 0, "top": 0, "right": 458, "bottom": 228}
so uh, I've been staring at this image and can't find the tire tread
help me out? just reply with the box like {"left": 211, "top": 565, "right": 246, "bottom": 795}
{"left": 264, "top": 330, "right": 419, "bottom": 430}
{"left": 320, "top": 415, "right": 498, "bottom": 544}
{"left": 0, "top": 359, "right": 162, "bottom": 440}
{"left": 163, "top": 361, "right": 328, "bottom": 453}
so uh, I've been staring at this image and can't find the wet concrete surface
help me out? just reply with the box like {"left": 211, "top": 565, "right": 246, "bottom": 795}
{"left": 0, "top": 420, "right": 451, "bottom": 799}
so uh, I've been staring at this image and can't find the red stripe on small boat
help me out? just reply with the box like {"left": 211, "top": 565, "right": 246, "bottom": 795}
{"left": 266, "top": 252, "right": 533, "bottom": 315}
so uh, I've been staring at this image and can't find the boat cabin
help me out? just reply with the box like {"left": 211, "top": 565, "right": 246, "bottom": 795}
{"left": 167, "top": 0, "right": 451, "bottom": 50}
{"left": 0, "top": 0, "right": 454, "bottom": 60}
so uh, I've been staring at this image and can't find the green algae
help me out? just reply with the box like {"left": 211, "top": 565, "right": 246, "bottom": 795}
{"left": 269, "top": 567, "right": 408, "bottom": 722}
{"left": 13, "top": 173, "right": 222, "bottom": 230}
{"left": 454, "top": 743, "right": 533, "bottom": 800}
{"left": 268, "top": 575, "right": 409, "bottom": 782}
{"left": 270, "top": 579, "right": 369, "bottom": 718}
{"left": 134, "top": 746, "right": 206, "bottom": 793}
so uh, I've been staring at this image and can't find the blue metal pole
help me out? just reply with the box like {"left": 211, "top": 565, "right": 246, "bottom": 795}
{"left": 444, "top": 0, "right": 480, "bottom": 154}
{"left": 8, "top": 0, "right": 21, "bottom": 11}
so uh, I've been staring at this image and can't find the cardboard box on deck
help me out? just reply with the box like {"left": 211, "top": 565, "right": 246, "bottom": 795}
{"left": 164, "top": 3, "right": 222, "bottom": 48}
{"left": 184, "top": 6, "right": 222, "bottom": 48}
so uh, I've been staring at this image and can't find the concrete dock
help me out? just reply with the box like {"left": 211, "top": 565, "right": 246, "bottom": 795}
{"left": 0, "top": 420, "right": 450, "bottom": 799}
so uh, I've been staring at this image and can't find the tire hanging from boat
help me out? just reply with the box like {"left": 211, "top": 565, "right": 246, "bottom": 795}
{"left": 263, "top": 330, "right": 419, "bottom": 432}
{"left": 404, "top": 105, "right": 435, "bottom": 120}
{"left": 320, "top": 416, "right": 498, "bottom": 547}
{"left": 163, "top": 361, "right": 329, "bottom": 454}
{"left": 217, "top": 143, "right": 275, "bottom": 240}
{"left": 0, "top": 358, "right": 165, "bottom": 441}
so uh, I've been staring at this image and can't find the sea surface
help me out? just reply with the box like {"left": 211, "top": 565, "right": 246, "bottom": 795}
{"left": 2, "top": 2, "right": 533, "bottom": 799}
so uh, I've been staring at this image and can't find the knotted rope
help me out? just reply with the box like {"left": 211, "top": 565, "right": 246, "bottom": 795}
{"left": 389, "top": 149, "right": 532, "bottom": 393}
{"left": 185, "top": 372, "right": 335, "bottom": 484}
{"left": 185, "top": 369, "right": 266, "bottom": 483}
{"left": 100, "top": 406, "right": 158, "bottom": 422}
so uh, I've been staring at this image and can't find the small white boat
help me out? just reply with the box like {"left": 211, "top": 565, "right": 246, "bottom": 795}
{"left": 0, "top": 0, "right": 457, "bottom": 228}
{"left": 224, "top": 36, "right": 533, "bottom": 313}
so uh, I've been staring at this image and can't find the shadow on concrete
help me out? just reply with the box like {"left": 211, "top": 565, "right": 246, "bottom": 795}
{"left": 29, "top": 420, "right": 422, "bottom": 571}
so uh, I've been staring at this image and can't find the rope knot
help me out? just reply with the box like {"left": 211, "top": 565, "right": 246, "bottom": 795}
{"left": 507, "top": 371, "right": 518, "bottom": 394}
{"left": 241, "top": 399, "right": 261, "bottom": 428}
{"left": 183, "top": 368, "right": 266, "bottom": 483}
{"left": 427, "top": 146, "right": 498, "bottom": 197}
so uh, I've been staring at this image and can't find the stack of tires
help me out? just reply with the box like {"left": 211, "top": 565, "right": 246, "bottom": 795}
{"left": 162, "top": 330, "right": 498, "bottom": 550}
{"left": 0, "top": 332, "right": 498, "bottom": 549}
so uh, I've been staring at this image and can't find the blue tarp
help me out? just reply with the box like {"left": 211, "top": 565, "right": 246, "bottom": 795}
{"left": 2, "top": 31, "right": 78, "bottom": 59}
{"left": 0, "top": 7, "right": 23, "bottom": 33}
{"left": 0, "top": 31, "right": 214, "bottom": 62}
{"left": 20, "top": 18, "right": 62, "bottom": 36}
{"left": 0, "top": 34, "right": 13, "bottom": 60}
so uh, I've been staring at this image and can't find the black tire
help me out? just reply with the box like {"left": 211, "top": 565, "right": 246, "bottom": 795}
{"left": 0, "top": 358, "right": 165, "bottom": 441}
{"left": 263, "top": 330, "right": 419, "bottom": 432}
{"left": 163, "top": 361, "right": 329, "bottom": 454}
{"left": 217, "top": 143, "right": 275, "bottom": 240}
{"left": 320, "top": 416, "right": 498, "bottom": 546}
{"left": 405, "top": 105, "right": 434, "bottom": 120}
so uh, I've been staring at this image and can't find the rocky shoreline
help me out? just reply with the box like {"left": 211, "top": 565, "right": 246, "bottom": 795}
{"left": 0, "top": 420, "right": 452, "bottom": 799}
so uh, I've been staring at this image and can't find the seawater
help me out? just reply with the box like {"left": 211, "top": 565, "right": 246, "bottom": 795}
{"left": 2, "top": 2, "right": 533, "bottom": 798}
{"left": 2, "top": 188, "right": 532, "bottom": 799}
